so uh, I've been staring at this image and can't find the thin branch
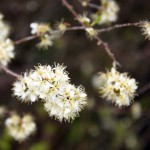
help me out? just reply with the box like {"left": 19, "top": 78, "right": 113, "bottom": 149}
{"left": 0, "top": 65, "right": 20, "bottom": 78}
{"left": 14, "top": 34, "right": 40, "bottom": 45}
{"left": 94, "top": 35, "right": 120, "bottom": 66}
{"left": 62, "top": 0, "right": 120, "bottom": 66}
{"left": 138, "top": 83, "right": 150, "bottom": 96}
{"left": 97, "top": 22, "right": 141, "bottom": 33}
{"left": 13, "top": 22, "right": 141, "bottom": 46}
{"left": 66, "top": 26, "right": 85, "bottom": 31}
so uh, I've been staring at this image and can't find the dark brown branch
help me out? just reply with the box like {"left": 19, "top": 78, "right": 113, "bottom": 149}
{"left": 66, "top": 26, "right": 85, "bottom": 31}
{"left": 14, "top": 34, "right": 40, "bottom": 45}
{"left": 0, "top": 65, "right": 20, "bottom": 78}
{"left": 94, "top": 35, "right": 120, "bottom": 66}
{"left": 97, "top": 22, "right": 141, "bottom": 33}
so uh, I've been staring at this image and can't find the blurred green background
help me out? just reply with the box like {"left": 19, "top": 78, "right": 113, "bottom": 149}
{"left": 0, "top": 0, "right": 150, "bottom": 149}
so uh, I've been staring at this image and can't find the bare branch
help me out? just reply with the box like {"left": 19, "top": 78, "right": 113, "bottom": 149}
{"left": 94, "top": 35, "right": 120, "bottom": 66}
{"left": 0, "top": 65, "right": 20, "bottom": 78}
{"left": 97, "top": 22, "right": 141, "bottom": 33}
{"left": 14, "top": 34, "right": 40, "bottom": 45}
{"left": 66, "top": 26, "right": 85, "bottom": 31}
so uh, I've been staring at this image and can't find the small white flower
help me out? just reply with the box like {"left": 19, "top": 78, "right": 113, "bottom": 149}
{"left": 56, "top": 20, "right": 68, "bottom": 32}
{"left": 85, "top": 27, "right": 97, "bottom": 39}
{"left": 30, "top": 22, "right": 64, "bottom": 49}
{"left": 78, "top": 13, "right": 91, "bottom": 24}
{"left": 38, "top": 34, "right": 53, "bottom": 49}
{"left": 5, "top": 114, "right": 36, "bottom": 142}
{"left": 140, "top": 21, "right": 150, "bottom": 40}
{"left": 30, "top": 22, "right": 50, "bottom": 35}
{"left": 98, "top": 67, "right": 138, "bottom": 107}
{"left": 0, "top": 39, "right": 15, "bottom": 66}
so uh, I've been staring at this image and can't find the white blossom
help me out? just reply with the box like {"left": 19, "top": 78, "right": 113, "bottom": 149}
{"left": 37, "top": 34, "right": 53, "bottom": 49}
{"left": 101, "top": 0, "right": 119, "bottom": 24}
{"left": 12, "top": 64, "right": 70, "bottom": 103}
{"left": 12, "top": 64, "right": 87, "bottom": 122}
{"left": 0, "top": 12, "right": 10, "bottom": 40}
{"left": 5, "top": 114, "right": 36, "bottom": 142}
{"left": 56, "top": 20, "right": 67, "bottom": 32}
{"left": 98, "top": 67, "right": 138, "bottom": 107}
{"left": 30, "top": 22, "right": 50, "bottom": 35}
{"left": 93, "top": 0, "right": 119, "bottom": 25}
{"left": 44, "top": 83, "right": 87, "bottom": 122}
{"left": 0, "top": 39, "right": 15, "bottom": 66}
{"left": 140, "top": 21, "right": 150, "bottom": 40}
{"left": 30, "top": 22, "right": 63, "bottom": 49}
{"left": 85, "top": 27, "right": 97, "bottom": 39}
{"left": 79, "top": 13, "right": 91, "bottom": 24}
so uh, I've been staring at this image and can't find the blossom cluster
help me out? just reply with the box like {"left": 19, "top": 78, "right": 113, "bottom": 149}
{"left": 0, "top": 12, "right": 14, "bottom": 66}
{"left": 5, "top": 114, "right": 36, "bottom": 142}
{"left": 30, "top": 22, "right": 66, "bottom": 49}
{"left": 13, "top": 64, "right": 87, "bottom": 122}
{"left": 98, "top": 67, "right": 138, "bottom": 107}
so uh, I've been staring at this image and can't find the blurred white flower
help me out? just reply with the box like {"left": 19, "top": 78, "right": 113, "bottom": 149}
{"left": 38, "top": 34, "right": 53, "bottom": 49}
{"left": 0, "top": 39, "right": 15, "bottom": 66}
{"left": 0, "top": 12, "right": 10, "bottom": 40}
{"left": 92, "top": 0, "right": 119, "bottom": 25}
{"left": 55, "top": 20, "right": 68, "bottom": 33}
{"left": 140, "top": 21, "right": 150, "bottom": 40}
{"left": 30, "top": 22, "right": 63, "bottom": 49}
{"left": 79, "top": 13, "right": 91, "bottom": 24}
{"left": 98, "top": 67, "right": 138, "bottom": 107}
{"left": 5, "top": 114, "right": 36, "bottom": 142}
{"left": 85, "top": 27, "right": 97, "bottom": 39}
{"left": 100, "top": 0, "right": 119, "bottom": 24}
{"left": 30, "top": 22, "right": 50, "bottom": 35}
{"left": 131, "top": 102, "right": 141, "bottom": 119}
